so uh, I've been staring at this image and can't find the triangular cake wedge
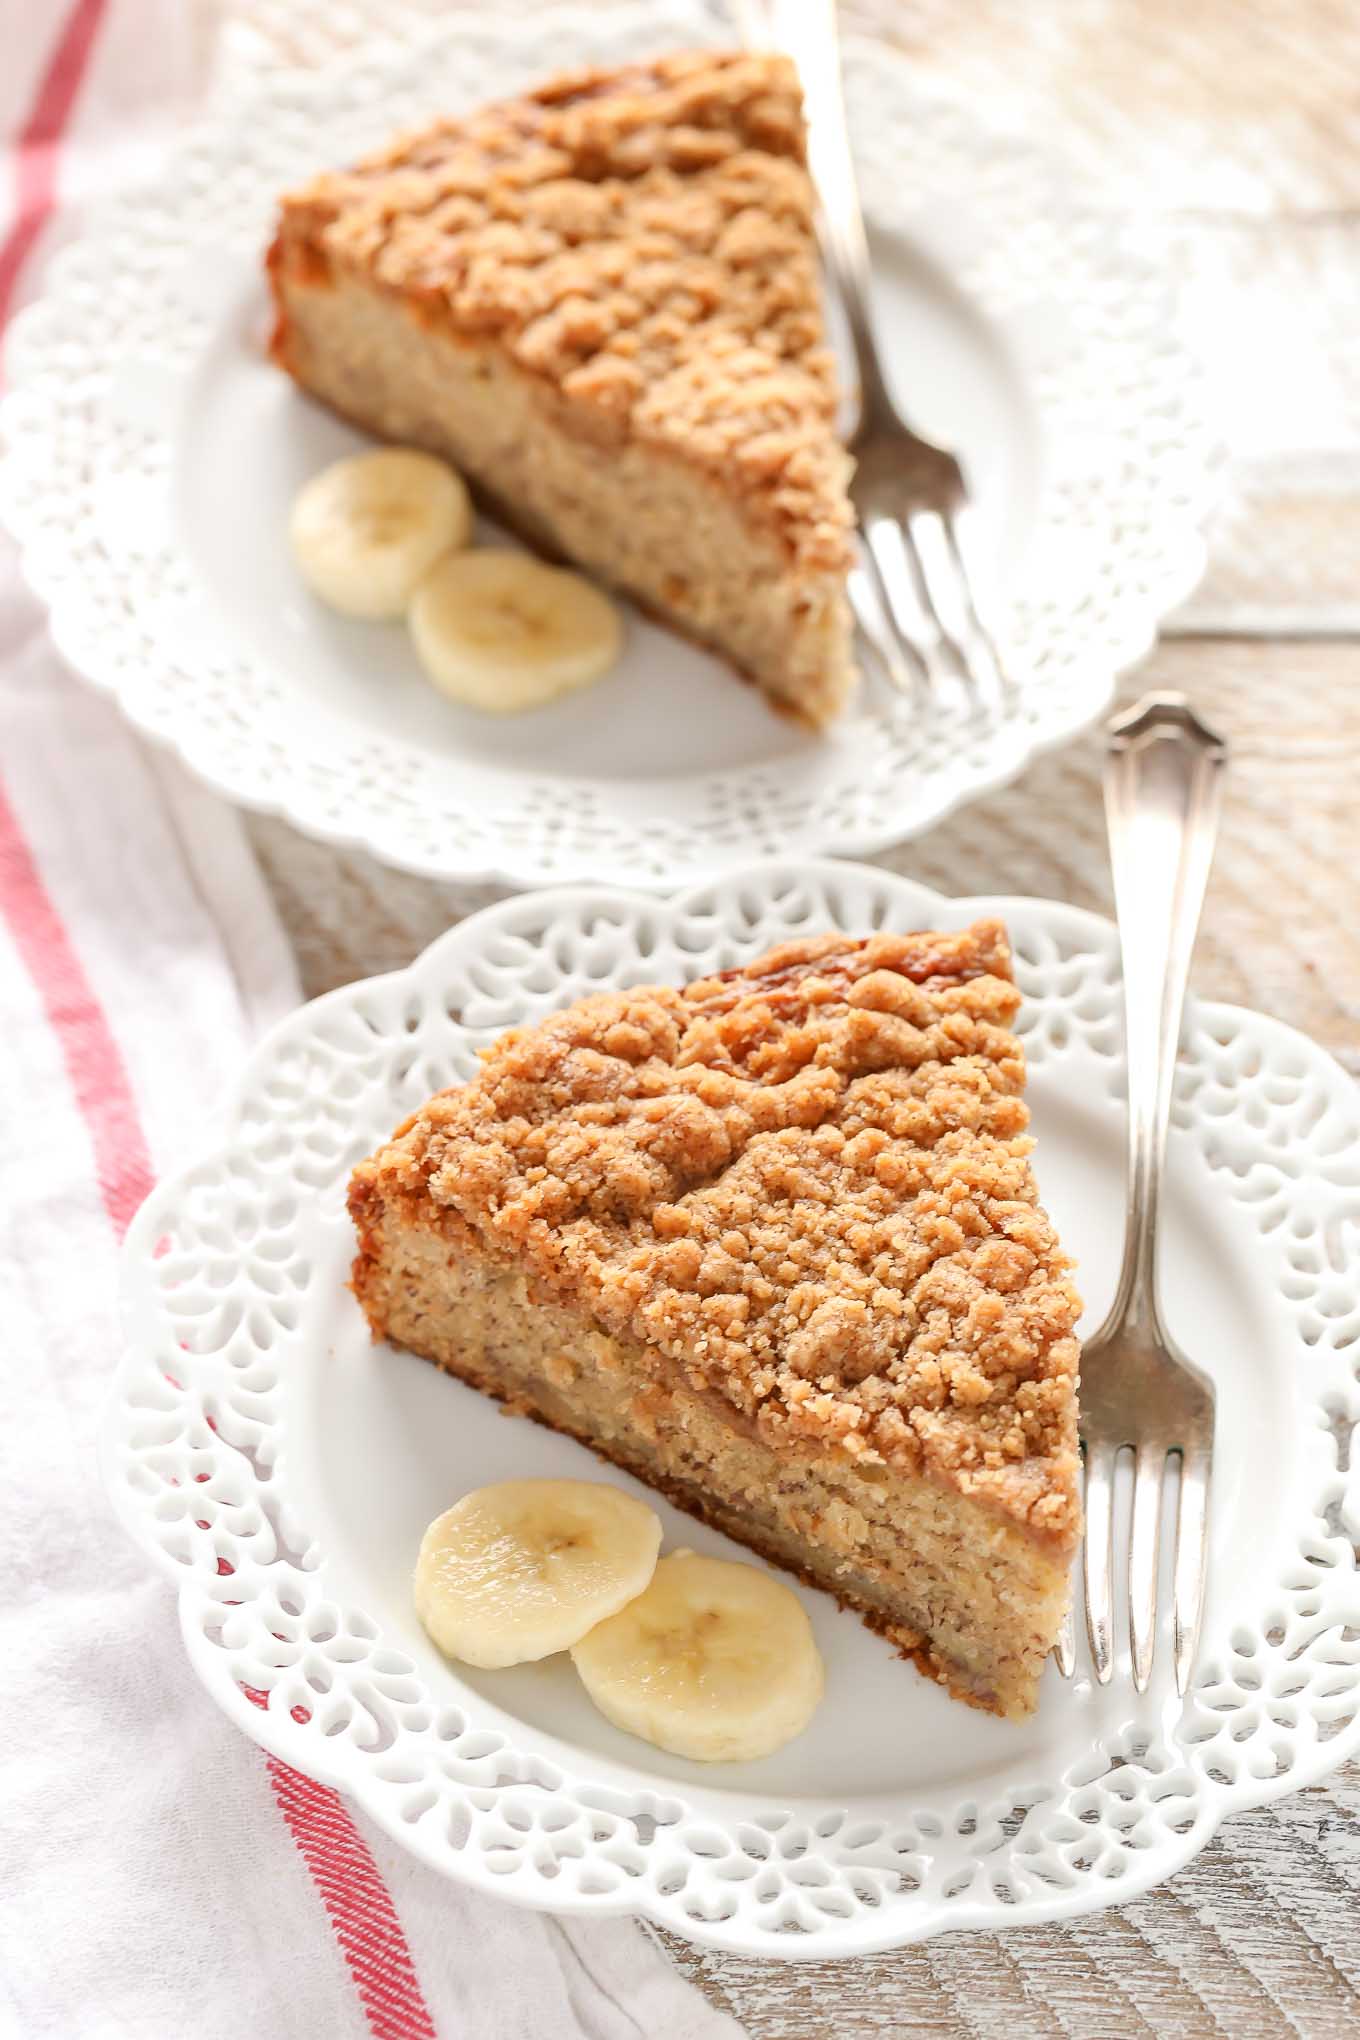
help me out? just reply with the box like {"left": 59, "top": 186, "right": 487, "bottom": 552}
{"left": 268, "top": 51, "right": 857, "bottom": 725}
{"left": 349, "top": 927, "right": 1082, "bottom": 1718}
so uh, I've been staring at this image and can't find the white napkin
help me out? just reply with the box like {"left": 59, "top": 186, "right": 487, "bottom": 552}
{"left": 0, "top": 7, "right": 744, "bottom": 2035}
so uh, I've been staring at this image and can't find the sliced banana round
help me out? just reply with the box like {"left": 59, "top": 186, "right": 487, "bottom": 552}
{"left": 290, "top": 448, "right": 471, "bottom": 619}
{"left": 571, "top": 1550, "right": 824, "bottom": 1763}
{"left": 409, "top": 549, "right": 623, "bottom": 712}
{"left": 414, "top": 1479, "right": 662, "bottom": 1670}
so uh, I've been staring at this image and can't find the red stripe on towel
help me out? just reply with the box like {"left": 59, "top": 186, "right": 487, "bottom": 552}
{"left": 0, "top": 781, "right": 154, "bottom": 1231}
{"left": 268, "top": 1759, "right": 439, "bottom": 2040}
{"left": 0, "top": 0, "right": 110, "bottom": 340}
{"left": 0, "top": 780, "right": 439, "bottom": 2039}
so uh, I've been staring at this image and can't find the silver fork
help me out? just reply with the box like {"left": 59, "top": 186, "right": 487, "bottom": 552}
{"left": 733, "top": 0, "right": 1003, "bottom": 702}
{"left": 1057, "top": 693, "right": 1227, "bottom": 1695}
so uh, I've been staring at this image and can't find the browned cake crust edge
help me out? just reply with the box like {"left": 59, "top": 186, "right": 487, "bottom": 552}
{"left": 274, "top": 364, "right": 821, "bottom": 723}
{"left": 371, "top": 1305, "right": 1006, "bottom": 1716}
{"left": 352, "top": 929, "right": 1083, "bottom": 1543}
{"left": 348, "top": 1191, "right": 1072, "bottom": 1715}
{"left": 348, "top": 928, "right": 1082, "bottom": 1716}
{"left": 265, "top": 48, "right": 856, "bottom": 571}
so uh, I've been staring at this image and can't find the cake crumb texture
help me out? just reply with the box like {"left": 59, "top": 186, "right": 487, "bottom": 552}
{"left": 274, "top": 50, "right": 853, "bottom": 572}
{"left": 354, "top": 928, "right": 1082, "bottom": 1547}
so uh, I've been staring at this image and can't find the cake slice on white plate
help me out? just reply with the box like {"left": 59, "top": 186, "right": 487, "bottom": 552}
{"left": 267, "top": 49, "right": 858, "bottom": 725}
{"left": 349, "top": 926, "right": 1083, "bottom": 1718}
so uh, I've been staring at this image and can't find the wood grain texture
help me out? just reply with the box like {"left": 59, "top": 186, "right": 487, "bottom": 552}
{"left": 659, "top": 1773, "right": 1360, "bottom": 2040}
{"left": 230, "top": 0, "right": 1360, "bottom": 2028}
{"left": 248, "top": 642, "right": 1360, "bottom": 1079}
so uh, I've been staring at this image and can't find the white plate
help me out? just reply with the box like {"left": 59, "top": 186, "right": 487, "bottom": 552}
{"left": 106, "top": 861, "right": 1360, "bottom": 1956}
{"left": 0, "top": 1, "right": 1216, "bottom": 889}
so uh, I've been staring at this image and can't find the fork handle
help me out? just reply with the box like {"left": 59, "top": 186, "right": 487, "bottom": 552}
{"left": 1102, "top": 694, "right": 1227, "bottom": 1339}
{"left": 757, "top": 0, "right": 896, "bottom": 422}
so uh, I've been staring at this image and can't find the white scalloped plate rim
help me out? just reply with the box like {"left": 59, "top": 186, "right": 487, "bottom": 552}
{"left": 104, "top": 860, "right": 1360, "bottom": 1956}
{"left": 0, "top": 0, "right": 1219, "bottom": 891}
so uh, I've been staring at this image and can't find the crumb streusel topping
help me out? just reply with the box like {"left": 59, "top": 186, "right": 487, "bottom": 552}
{"left": 275, "top": 51, "right": 854, "bottom": 571}
{"left": 367, "top": 928, "right": 1082, "bottom": 1541}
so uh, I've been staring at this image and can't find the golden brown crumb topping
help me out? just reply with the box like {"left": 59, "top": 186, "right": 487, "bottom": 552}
{"left": 355, "top": 929, "right": 1082, "bottom": 1542}
{"left": 273, "top": 51, "right": 853, "bottom": 570}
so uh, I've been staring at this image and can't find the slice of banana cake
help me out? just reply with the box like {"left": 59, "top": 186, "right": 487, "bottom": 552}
{"left": 348, "top": 926, "right": 1083, "bottom": 1717}
{"left": 267, "top": 49, "right": 857, "bottom": 725}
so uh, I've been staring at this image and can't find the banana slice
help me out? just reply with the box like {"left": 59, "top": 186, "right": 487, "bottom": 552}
{"left": 408, "top": 549, "right": 623, "bottom": 712}
{"left": 290, "top": 448, "right": 471, "bottom": 619}
{"left": 414, "top": 1479, "right": 662, "bottom": 1670}
{"left": 571, "top": 1550, "right": 824, "bottom": 1763}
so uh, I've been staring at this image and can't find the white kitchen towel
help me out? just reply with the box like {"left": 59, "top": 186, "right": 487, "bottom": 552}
{"left": 0, "top": 6, "right": 744, "bottom": 2035}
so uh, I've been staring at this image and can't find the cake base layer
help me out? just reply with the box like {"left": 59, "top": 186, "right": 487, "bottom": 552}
{"left": 352, "top": 1208, "right": 1071, "bottom": 1717}
{"left": 271, "top": 268, "right": 856, "bottom": 727}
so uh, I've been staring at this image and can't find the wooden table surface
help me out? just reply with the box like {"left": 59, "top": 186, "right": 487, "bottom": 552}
{"left": 235, "top": 2, "right": 1360, "bottom": 2030}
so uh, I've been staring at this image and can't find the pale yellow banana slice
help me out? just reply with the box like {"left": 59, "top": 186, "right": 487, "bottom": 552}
{"left": 414, "top": 1479, "right": 662, "bottom": 1669}
{"left": 408, "top": 549, "right": 622, "bottom": 712}
{"left": 290, "top": 448, "right": 471, "bottom": 619}
{"left": 571, "top": 1550, "right": 824, "bottom": 1762}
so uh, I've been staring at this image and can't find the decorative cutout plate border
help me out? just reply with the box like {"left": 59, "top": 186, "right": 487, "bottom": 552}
{"left": 106, "top": 862, "right": 1360, "bottom": 1955}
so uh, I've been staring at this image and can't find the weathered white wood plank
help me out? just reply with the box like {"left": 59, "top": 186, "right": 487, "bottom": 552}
{"left": 664, "top": 1771, "right": 1360, "bottom": 2038}
{"left": 258, "top": 641, "right": 1360, "bottom": 1081}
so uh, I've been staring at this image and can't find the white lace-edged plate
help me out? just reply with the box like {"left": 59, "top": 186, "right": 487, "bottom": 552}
{"left": 0, "top": 1, "right": 1219, "bottom": 888}
{"left": 105, "top": 862, "right": 1360, "bottom": 1956}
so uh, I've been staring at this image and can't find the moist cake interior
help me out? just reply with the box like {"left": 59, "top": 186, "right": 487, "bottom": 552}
{"left": 349, "top": 928, "right": 1082, "bottom": 1718}
{"left": 268, "top": 49, "right": 858, "bottom": 726}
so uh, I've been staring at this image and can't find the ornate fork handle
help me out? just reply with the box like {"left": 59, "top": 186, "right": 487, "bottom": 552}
{"left": 763, "top": 0, "right": 894, "bottom": 423}
{"left": 1100, "top": 696, "right": 1228, "bottom": 1346}
{"left": 736, "top": 0, "right": 1003, "bottom": 695}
